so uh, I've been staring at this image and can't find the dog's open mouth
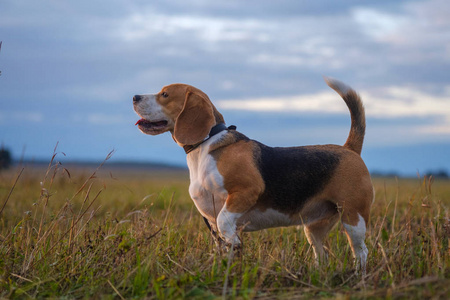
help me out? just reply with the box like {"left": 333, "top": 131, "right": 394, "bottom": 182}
{"left": 135, "top": 119, "right": 169, "bottom": 134}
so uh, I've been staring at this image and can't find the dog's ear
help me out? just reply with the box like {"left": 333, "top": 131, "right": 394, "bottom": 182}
{"left": 174, "top": 90, "right": 215, "bottom": 145}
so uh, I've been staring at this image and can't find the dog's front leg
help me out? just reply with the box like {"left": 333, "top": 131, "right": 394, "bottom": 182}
{"left": 202, "top": 216, "right": 226, "bottom": 248}
{"left": 216, "top": 185, "right": 261, "bottom": 250}
{"left": 217, "top": 205, "right": 243, "bottom": 249}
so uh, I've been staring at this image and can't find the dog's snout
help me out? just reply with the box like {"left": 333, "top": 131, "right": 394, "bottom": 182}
{"left": 133, "top": 95, "right": 142, "bottom": 103}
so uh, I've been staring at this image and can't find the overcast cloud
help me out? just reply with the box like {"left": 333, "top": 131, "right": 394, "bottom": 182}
{"left": 0, "top": 0, "right": 449, "bottom": 175}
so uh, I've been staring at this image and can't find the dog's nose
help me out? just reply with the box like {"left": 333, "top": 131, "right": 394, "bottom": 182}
{"left": 133, "top": 95, "right": 142, "bottom": 103}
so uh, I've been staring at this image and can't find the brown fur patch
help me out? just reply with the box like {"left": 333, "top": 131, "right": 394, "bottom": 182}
{"left": 314, "top": 147, "right": 373, "bottom": 226}
{"left": 211, "top": 138, "right": 265, "bottom": 213}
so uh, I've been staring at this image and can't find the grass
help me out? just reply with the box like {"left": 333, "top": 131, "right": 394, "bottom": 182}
{"left": 0, "top": 152, "right": 449, "bottom": 299}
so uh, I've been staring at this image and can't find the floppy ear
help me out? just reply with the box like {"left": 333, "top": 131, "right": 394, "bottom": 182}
{"left": 174, "top": 90, "right": 215, "bottom": 145}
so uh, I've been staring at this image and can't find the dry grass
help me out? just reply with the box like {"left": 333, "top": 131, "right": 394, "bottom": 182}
{"left": 0, "top": 153, "right": 449, "bottom": 299}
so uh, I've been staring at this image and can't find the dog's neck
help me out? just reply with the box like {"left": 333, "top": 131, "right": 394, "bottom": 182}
{"left": 183, "top": 123, "right": 236, "bottom": 154}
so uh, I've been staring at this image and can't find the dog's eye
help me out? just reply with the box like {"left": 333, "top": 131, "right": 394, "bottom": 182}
{"left": 161, "top": 92, "right": 169, "bottom": 98}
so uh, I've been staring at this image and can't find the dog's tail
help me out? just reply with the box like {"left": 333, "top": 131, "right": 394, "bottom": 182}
{"left": 324, "top": 77, "right": 366, "bottom": 155}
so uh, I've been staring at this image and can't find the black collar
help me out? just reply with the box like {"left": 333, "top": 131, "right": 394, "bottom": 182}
{"left": 183, "top": 123, "right": 236, "bottom": 154}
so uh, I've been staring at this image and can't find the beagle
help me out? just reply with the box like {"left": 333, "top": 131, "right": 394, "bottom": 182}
{"left": 133, "top": 78, "right": 373, "bottom": 272}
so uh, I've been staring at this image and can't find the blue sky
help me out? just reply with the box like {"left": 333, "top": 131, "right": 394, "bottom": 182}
{"left": 1, "top": 0, "right": 449, "bottom": 176}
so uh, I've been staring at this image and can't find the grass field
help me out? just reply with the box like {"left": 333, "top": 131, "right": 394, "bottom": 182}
{"left": 1, "top": 154, "right": 449, "bottom": 299}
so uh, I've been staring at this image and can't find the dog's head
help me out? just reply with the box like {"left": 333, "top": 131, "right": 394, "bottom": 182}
{"left": 133, "top": 84, "right": 224, "bottom": 146}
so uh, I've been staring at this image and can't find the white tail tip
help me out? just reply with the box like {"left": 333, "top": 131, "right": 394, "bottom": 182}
{"left": 323, "top": 76, "right": 353, "bottom": 97}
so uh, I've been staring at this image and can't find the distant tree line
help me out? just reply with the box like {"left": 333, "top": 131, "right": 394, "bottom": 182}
{"left": 425, "top": 169, "right": 449, "bottom": 179}
{"left": 0, "top": 147, "right": 12, "bottom": 169}
{"left": 371, "top": 169, "right": 449, "bottom": 179}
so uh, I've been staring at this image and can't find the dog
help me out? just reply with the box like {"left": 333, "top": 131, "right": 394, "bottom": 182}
{"left": 133, "top": 78, "right": 373, "bottom": 272}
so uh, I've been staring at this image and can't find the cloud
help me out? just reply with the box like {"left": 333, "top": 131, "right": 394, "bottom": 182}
{"left": 116, "top": 12, "right": 273, "bottom": 43}
{"left": 109, "top": 3, "right": 364, "bottom": 73}
{"left": 69, "top": 113, "right": 130, "bottom": 125}
{"left": 217, "top": 85, "right": 450, "bottom": 134}
{"left": 352, "top": 0, "right": 450, "bottom": 64}
{"left": 352, "top": 8, "right": 408, "bottom": 40}
{"left": 3, "top": 0, "right": 449, "bottom": 100}
{"left": 363, "top": 87, "right": 450, "bottom": 118}
{"left": 0, "top": 111, "right": 43, "bottom": 123}
{"left": 61, "top": 83, "right": 135, "bottom": 103}
{"left": 217, "top": 91, "right": 344, "bottom": 113}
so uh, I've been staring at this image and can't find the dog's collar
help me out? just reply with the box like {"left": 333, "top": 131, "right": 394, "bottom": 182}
{"left": 183, "top": 123, "right": 237, "bottom": 154}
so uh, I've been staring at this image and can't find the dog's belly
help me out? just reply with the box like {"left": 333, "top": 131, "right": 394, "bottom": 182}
{"left": 239, "top": 208, "right": 301, "bottom": 231}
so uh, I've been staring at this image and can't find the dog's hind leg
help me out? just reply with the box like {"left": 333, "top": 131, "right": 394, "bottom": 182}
{"left": 337, "top": 186, "right": 371, "bottom": 273}
{"left": 342, "top": 214, "right": 368, "bottom": 273}
{"left": 303, "top": 214, "right": 339, "bottom": 265}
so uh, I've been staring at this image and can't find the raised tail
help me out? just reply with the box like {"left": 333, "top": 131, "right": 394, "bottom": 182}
{"left": 324, "top": 77, "right": 366, "bottom": 155}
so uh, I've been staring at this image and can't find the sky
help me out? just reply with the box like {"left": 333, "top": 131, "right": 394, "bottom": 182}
{"left": 1, "top": 0, "right": 449, "bottom": 176}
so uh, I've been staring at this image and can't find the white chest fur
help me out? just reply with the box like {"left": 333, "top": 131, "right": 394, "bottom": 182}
{"left": 186, "top": 131, "right": 299, "bottom": 233}
{"left": 186, "top": 132, "right": 228, "bottom": 223}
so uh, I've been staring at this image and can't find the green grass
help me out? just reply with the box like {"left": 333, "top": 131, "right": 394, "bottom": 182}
{"left": 0, "top": 154, "right": 449, "bottom": 299}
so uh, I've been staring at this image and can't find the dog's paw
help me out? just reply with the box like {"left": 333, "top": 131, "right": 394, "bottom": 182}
{"left": 213, "top": 238, "right": 227, "bottom": 253}
{"left": 225, "top": 241, "right": 242, "bottom": 257}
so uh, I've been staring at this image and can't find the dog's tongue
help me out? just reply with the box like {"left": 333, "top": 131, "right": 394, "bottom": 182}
{"left": 135, "top": 119, "right": 145, "bottom": 126}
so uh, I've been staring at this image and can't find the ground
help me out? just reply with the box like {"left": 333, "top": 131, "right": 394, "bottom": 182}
{"left": 0, "top": 156, "right": 449, "bottom": 299}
